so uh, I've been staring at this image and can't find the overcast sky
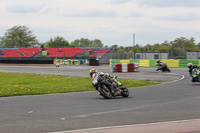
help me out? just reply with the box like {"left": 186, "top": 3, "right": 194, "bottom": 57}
{"left": 0, "top": 0, "right": 200, "bottom": 47}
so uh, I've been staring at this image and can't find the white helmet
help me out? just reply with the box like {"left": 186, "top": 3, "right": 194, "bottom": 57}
{"left": 187, "top": 63, "right": 193, "bottom": 68}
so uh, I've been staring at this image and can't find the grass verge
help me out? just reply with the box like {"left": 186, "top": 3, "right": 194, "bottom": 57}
{"left": 0, "top": 72, "right": 163, "bottom": 97}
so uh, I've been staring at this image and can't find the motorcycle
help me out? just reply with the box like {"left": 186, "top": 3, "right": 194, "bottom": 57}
{"left": 92, "top": 73, "right": 129, "bottom": 99}
{"left": 156, "top": 65, "right": 170, "bottom": 72}
{"left": 188, "top": 69, "right": 193, "bottom": 77}
{"left": 191, "top": 68, "right": 200, "bottom": 82}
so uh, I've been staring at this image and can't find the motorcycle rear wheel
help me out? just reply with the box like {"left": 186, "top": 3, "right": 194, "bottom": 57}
{"left": 98, "top": 85, "right": 113, "bottom": 99}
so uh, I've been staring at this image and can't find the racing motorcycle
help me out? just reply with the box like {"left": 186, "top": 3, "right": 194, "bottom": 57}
{"left": 191, "top": 68, "right": 200, "bottom": 82}
{"left": 156, "top": 65, "right": 170, "bottom": 72}
{"left": 92, "top": 73, "right": 129, "bottom": 99}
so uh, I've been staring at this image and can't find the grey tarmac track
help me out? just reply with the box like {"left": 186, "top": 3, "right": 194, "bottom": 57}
{"left": 0, "top": 64, "right": 180, "bottom": 82}
{"left": 0, "top": 65, "right": 200, "bottom": 133}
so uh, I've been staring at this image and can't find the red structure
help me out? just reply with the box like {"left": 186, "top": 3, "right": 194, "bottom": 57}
{"left": 0, "top": 48, "right": 111, "bottom": 58}
{"left": 1, "top": 48, "right": 41, "bottom": 57}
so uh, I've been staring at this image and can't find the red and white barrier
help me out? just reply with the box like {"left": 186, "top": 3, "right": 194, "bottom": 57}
{"left": 111, "top": 63, "right": 139, "bottom": 72}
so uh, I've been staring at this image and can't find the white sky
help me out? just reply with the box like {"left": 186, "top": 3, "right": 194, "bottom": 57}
{"left": 0, "top": 0, "right": 200, "bottom": 46}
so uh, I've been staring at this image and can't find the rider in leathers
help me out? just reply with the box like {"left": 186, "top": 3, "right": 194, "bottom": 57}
{"left": 156, "top": 60, "right": 169, "bottom": 72}
{"left": 187, "top": 63, "right": 199, "bottom": 82}
{"left": 89, "top": 68, "right": 122, "bottom": 91}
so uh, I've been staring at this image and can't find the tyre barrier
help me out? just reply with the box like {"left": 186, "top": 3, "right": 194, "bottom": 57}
{"left": 111, "top": 63, "right": 139, "bottom": 72}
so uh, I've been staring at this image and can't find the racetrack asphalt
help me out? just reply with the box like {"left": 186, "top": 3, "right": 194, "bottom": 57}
{"left": 0, "top": 64, "right": 200, "bottom": 133}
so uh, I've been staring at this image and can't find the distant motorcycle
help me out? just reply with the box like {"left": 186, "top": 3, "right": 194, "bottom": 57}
{"left": 156, "top": 65, "right": 170, "bottom": 72}
{"left": 92, "top": 73, "right": 129, "bottom": 99}
{"left": 191, "top": 68, "right": 200, "bottom": 82}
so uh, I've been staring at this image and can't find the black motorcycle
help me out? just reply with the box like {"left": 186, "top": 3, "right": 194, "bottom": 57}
{"left": 92, "top": 73, "right": 129, "bottom": 99}
{"left": 156, "top": 65, "right": 170, "bottom": 72}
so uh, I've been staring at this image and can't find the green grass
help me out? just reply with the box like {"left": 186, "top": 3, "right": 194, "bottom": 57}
{"left": 0, "top": 72, "right": 163, "bottom": 97}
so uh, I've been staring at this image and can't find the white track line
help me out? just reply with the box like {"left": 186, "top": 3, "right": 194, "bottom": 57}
{"left": 132, "top": 73, "right": 185, "bottom": 89}
{"left": 154, "top": 72, "right": 185, "bottom": 84}
{"left": 163, "top": 72, "right": 185, "bottom": 83}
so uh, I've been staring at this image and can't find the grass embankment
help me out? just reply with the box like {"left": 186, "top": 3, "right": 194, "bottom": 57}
{"left": 0, "top": 72, "right": 163, "bottom": 97}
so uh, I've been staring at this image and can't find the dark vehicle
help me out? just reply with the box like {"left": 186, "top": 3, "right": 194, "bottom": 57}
{"left": 156, "top": 65, "right": 170, "bottom": 72}
{"left": 92, "top": 73, "right": 129, "bottom": 99}
{"left": 156, "top": 60, "right": 170, "bottom": 72}
{"left": 191, "top": 68, "right": 200, "bottom": 82}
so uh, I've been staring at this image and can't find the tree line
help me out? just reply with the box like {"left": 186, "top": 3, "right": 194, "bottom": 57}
{"left": 112, "top": 37, "right": 200, "bottom": 53}
{"left": 0, "top": 25, "right": 104, "bottom": 48}
{"left": 0, "top": 25, "right": 200, "bottom": 54}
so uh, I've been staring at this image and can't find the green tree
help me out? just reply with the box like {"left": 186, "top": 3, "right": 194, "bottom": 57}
{"left": 171, "top": 37, "right": 188, "bottom": 51}
{"left": 183, "top": 37, "right": 197, "bottom": 51}
{"left": 152, "top": 43, "right": 161, "bottom": 52}
{"left": 70, "top": 38, "right": 104, "bottom": 47}
{"left": 159, "top": 40, "right": 171, "bottom": 52}
{"left": 117, "top": 46, "right": 125, "bottom": 53}
{"left": 46, "top": 36, "right": 69, "bottom": 48}
{"left": 125, "top": 46, "right": 133, "bottom": 52}
{"left": 197, "top": 42, "right": 200, "bottom": 51}
{"left": 128, "top": 50, "right": 133, "bottom": 58}
{"left": 90, "top": 39, "right": 104, "bottom": 47}
{"left": 0, "top": 25, "right": 39, "bottom": 48}
{"left": 134, "top": 44, "right": 140, "bottom": 52}
{"left": 71, "top": 38, "right": 90, "bottom": 47}
{"left": 111, "top": 44, "right": 118, "bottom": 52}
{"left": 145, "top": 44, "right": 153, "bottom": 52}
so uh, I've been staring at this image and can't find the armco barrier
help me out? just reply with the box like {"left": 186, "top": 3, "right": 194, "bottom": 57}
{"left": 179, "top": 60, "right": 199, "bottom": 67}
{"left": 110, "top": 59, "right": 200, "bottom": 67}
{"left": 150, "top": 60, "right": 157, "bottom": 67}
{"left": 139, "top": 60, "right": 150, "bottom": 67}
{"left": 110, "top": 59, "right": 139, "bottom": 66}
{"left": 120, "top": 60, "right": 130, "bottom": 63}
{"left": 110, "top": 59, "right": 120, "bottom": 64}
{"left": 111, "top": 63, "right": 139, "bottom": 72}
{"left": 161, "top": 60, "right": 179, "bottom": 67}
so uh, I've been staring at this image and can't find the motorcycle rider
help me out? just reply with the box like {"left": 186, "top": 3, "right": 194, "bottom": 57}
{"left": 187, "top": 63, "right": 199, "bottom": 82}
{"left": 89, "top": 68, "right": 122, "bottom": 90}
{"left": 156, "top": 60, "right": 170, "bottom": 72}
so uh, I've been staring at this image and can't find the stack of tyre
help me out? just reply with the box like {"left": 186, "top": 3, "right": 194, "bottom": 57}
{"left": 111, "top": 63, "right": 139, "bottom": 72}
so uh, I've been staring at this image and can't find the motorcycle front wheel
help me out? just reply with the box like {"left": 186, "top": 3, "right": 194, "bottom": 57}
{"left": 166, "top": 67, "right": 170, "bottom": 72}
{"left": 121, "top": 88, "right": 129, "bottom": 97}
{"left": 98, "top": 85, "right": 113, "bottom": 99}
